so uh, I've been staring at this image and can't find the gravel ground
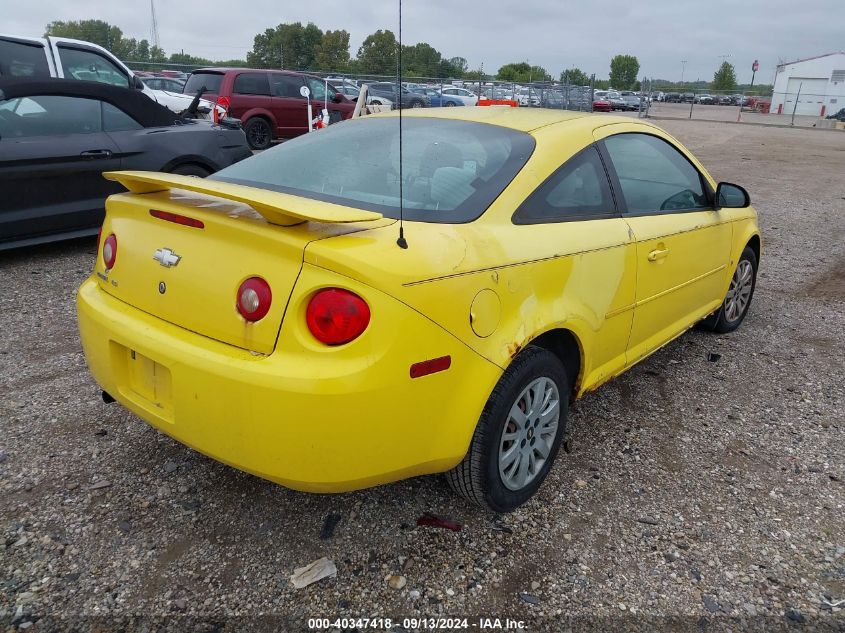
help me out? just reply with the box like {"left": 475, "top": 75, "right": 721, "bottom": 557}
{"left": 1, "top": 119, "right": 844, "bottom": 633}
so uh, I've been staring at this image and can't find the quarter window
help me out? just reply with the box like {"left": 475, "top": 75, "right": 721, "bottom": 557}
{"left": 102, "top": 102, "right": 142, "bottom": 132}
{"left": 514, "top": 146, "right": 614, "bottom": 223}
{"left": 233, "top": 73, "right": 271, "bottom": 96}
{"left": 603, "top": 133, "right": 709, "bottom": 213}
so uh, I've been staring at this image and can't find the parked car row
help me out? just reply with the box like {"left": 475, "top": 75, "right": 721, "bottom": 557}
{"left": 657, "top": 92, "right": 749, "bottom": 105}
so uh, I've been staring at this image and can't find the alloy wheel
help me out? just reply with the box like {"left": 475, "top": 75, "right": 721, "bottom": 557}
{"left": 724, "top": 259, "right": 753, "bottom": 323}
{"left": 498, "top": 377, "right": 560, "bottom": 491}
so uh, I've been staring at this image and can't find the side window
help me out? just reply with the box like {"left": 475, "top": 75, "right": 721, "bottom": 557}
{"left": 102, "top": 102, "right": 142, "bottom": 132}
{"left": 233, "top": 73, "right": 271, "bottom": 96}
{"left": 0, "top": 39, "right": 51, "bottom": 77}
{"left": 270, "top": 74, "right": 304, "bottom": 98}
{"left": 513, "top": 146, "right": 615, "bottom": 223}
{"left": 0, "top": 96, "right": 101, "bottom": 137}
{"left": 603, "top": 133, "right": 709, "bottom": 213}
{"left": 307, "top": 77, "right": 336, "bottom": 101}
{"left": 58, "top": 47, "right": 130, "bottom": 87}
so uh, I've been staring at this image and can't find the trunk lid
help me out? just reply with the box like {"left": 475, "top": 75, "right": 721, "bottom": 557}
{"left": 97, "top": 172, "right": 389, "bottom": 354}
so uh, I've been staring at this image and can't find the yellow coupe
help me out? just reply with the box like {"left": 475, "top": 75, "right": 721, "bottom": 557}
{"left": 77, "top": 108, "right": 760, "bottom": 512}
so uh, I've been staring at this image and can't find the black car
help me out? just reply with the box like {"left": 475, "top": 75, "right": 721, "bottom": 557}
{"left": 0, "top": 78, "right": 251, "bottom": 249}
{"left": 826, "top": 107, "right": 845, "bottom": 122}
{"left": 365, "top": 82, "right": 429, "bottom": 109}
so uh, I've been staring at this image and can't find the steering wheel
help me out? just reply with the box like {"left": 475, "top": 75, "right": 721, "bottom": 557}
{"left": 660, "top": 189, "right": 698, "bottom": 211}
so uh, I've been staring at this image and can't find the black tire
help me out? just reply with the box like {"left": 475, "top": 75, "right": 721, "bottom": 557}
{"left": 702, "top": 246, "right": 758, "bottom": 333}
{"left": 445, "top": 101, "right": 456, "bottom": 107}
{"left": 244, "top": 117, "right": 272, "bottom": 150}
{"left": 411, "top": 100, "right": 424, "bottom": 109}
{"left": 446, "top": 346, "right": 569, "bottom": 513}
{"left": 169, "top": 164, "right": 211, "bottom": 177}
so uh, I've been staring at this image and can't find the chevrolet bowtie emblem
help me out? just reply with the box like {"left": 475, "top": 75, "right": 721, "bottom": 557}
{"left": 153, "top": 248, "right": 181, "bottom": 267}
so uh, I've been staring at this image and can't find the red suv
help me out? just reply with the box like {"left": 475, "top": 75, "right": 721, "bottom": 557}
{"left": 184, "top": 68, "right": 356, "bottom": 149}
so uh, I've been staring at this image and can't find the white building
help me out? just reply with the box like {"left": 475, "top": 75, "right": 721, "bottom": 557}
{"left": 770, "top": 51, "right": 845, "bottom": 117}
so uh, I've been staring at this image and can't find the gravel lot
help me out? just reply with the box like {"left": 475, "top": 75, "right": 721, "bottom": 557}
{"left": 1, "top": 119, "right": 844, "bottom": 632}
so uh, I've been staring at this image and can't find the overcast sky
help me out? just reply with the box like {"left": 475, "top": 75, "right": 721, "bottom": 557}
{"left": 2, "top": 0, "right": 842, "bottom": 82}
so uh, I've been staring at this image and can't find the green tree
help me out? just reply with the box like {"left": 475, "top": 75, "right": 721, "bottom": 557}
{"left": 401, "top": 42, "right": 441, "bottom": 77}
{"left": 439, "top": 56, "right": 467, "bottom": 78}
{"left": 609, "top": 54, "right": 640, "bottom": 89}
{"left": 169, "top": 52, "right": 214, "bottom": 65}
{"left": 560, "top": 67, "right": 589, "bottom": 86}
{"left": 463, "top": 66, "right": 486, "bottom": 80}
{"left": 247, "top": 22, "right": 323, "bottom": 70}
{"left": 712, "top": 61, "right": 737, "bottom": 92}
{"left": 45, "top": 20, "right": 123, "bottom": 52}
{"left": 356, "top": 30, "right": 397, "bottom": 75}
{"left": 315, "top": 29, "right": 350, "bottom": 72}
{"left": 496, "top": 62, "right": 548, "bottom": 83}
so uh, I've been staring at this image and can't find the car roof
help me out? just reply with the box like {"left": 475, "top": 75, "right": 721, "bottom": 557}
{"left": 375, "top": 106, "right": 634, "bottom": 133}
{"left": 0, "top": 77, "right": 180, "bottom": 127}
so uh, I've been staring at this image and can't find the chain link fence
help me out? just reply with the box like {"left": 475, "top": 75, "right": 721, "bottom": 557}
{"left": 124, "top": 60, "right": 842, "bottom": 128}
{"left": 639, "top": 85, "right": 840, "bottom": 128}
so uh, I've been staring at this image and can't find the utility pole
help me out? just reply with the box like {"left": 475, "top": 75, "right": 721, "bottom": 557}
{"left": 149, "top": 0, "right": 160, "bottom": 49}
{"left": 280, "top": 43, "right": 284, "bottom": 69}
{"left": 681, "top": 60, "right": 688, "bottom": 84}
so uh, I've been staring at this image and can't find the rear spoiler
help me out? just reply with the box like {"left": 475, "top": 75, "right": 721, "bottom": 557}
{"left": 103, "top": 171, "right": 383, "bottom": 226}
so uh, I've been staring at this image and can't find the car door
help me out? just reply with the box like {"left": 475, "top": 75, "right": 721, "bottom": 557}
{"left": 305, "top": 77, "right": 347, "bottom": 123}
{"left": 230, "top": 71, "right": 273, "bottom": 124}
{"left": 0, "top": 95, "right": 122, "bottom": 245}
{"left": 268, "top": 73, "right": 308, "bottom": 135}
{"left": 595, "top": 125, "right": 732, "bottom": 366}
{"left": 511, "top": 143, "right": 637, "bottom": 390}
{"left": 52, "top": 43, "right": 131, "bottom": 87}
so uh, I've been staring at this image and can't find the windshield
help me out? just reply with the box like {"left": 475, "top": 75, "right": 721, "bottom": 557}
{"left": 211, "top": 117, "right": 535, "bottom": 223}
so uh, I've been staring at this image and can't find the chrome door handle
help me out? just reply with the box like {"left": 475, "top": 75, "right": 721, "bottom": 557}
{"left": 648, "top": 248, "right": 670, "bottom": 261}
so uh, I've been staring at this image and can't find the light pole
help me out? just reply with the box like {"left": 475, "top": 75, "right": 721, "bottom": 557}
{"left": 681, "top": 60, "right": 688, "bottom": 85}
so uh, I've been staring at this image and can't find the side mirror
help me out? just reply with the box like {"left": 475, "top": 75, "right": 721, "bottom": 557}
{"left": 715, "top": 182, "right": 750, "bottom": 210}
{"left": 332, "top": 93, "right": 343, "bottom": 104}
{"left": 132, "top": 75, "right": 145, "bottom": 90}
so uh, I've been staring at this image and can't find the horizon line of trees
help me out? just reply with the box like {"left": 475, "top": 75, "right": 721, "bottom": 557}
{"left": 44, "top": 20, "right": 770, "bottom": 94}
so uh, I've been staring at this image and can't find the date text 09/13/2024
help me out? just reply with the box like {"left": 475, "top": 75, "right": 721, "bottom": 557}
{"left": 307, "top": 617, "right": 526, "bottom": 630}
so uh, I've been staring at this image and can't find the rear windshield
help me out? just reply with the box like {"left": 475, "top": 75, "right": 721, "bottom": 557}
{"left": 211, "top": 117, "right": 535, "bottom": 223}
{"left": 0, "top": 39, "right": 50, "bottom": 78}
{"left": 184, "top": 72, "right": 223, "bottom": 95}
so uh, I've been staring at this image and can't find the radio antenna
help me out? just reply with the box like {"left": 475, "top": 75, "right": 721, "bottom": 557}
{"left": 395, "top": 0, "right": 408, "bottom": 249}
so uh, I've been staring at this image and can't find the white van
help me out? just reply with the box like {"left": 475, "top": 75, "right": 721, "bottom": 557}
{"left": 0, "top": 34, "right": 218, "bottom": 117}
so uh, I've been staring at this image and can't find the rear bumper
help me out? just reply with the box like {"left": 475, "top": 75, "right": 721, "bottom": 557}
{"left": 77, "top": 272, "right": 501, "bottom": 492}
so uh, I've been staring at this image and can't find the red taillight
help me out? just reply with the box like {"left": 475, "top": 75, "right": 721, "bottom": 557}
{"left": 102, "top": 234, "right": 117, "bottom": 270}
{"left": 236, "top": 277, "right": 272, "bottom": 322}
{"left": 149, "top": 209, "right": 205, "bottom": 229}
{"left": 306, "top": 288, "right": 370, "bottom": 345}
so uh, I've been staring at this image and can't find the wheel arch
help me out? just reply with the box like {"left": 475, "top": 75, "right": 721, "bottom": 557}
{"left": 746, "top": 233, "right": 761, "bottom": 264}
{"left": 160, "top": 155, "right": 218, "bottom": 174}
{"left": 241, "top": 109, "right": 277, "bottom": 130}
{"left": 522, "top": 328, "right": 583, "bottom": 401}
